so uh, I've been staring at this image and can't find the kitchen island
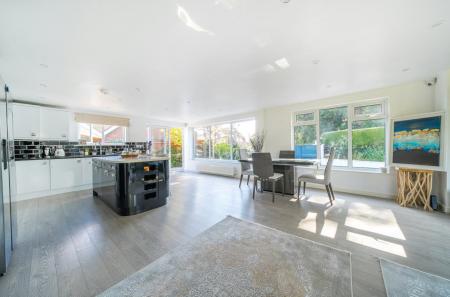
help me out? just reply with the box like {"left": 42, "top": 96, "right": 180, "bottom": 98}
{"left": 93, "top": 156, "right": 170, "bottom": 216}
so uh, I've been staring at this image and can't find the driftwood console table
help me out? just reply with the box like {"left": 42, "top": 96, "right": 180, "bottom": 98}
{"left": 396, "top": 167, "right": 433, "bottom": 211}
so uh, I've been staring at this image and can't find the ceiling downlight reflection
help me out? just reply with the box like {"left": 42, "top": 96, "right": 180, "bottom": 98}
{"left": 177, "top": 5, "right": 215, "bottom": 36}
{"left": 275, "top": 57, "right": 290, "bottom": 69}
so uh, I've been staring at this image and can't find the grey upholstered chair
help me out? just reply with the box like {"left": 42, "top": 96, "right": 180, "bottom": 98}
{"left": 239, "top": 149, "right": 253, "bottom": 188}
{"left": 252, "top": 153, "right": 284, "bottom": 203}
{"left": 279, "top": 150, "right": 295, "bottom": 159}
{"left": 297, "top": 147, "right": 336, "bottom": 205}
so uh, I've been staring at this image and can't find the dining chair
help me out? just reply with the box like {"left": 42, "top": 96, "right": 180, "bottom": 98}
{"left": 239, "top": 149, "right": 253, "bottom": 188}
{"left": 252, "top": 152, "right": 284, "bottom": 203}
{"left": 297, "top": 147, "right": 336, "bottom": 205}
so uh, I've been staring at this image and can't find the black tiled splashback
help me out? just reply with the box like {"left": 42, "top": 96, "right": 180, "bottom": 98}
{"left": 14, "top": 140, "right": 147, "bottom": 160}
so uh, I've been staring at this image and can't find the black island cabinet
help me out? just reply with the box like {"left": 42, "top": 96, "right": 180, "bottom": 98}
{"left": 92, "top": 156, "right": 169, "bottom": 216}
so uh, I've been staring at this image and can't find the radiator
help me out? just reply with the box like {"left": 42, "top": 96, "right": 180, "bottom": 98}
{"left": 196, "top": 163, "right": 235, "bottom": 177}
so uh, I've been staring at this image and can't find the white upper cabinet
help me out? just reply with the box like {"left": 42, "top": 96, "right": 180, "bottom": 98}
{"left": 13, "top": 104, "right": 40, "bottom": 139}
{"left": 40, "top": 108, "right": 70, "bottom": 140}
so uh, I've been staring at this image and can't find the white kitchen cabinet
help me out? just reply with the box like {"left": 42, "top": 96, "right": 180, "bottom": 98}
{"left": 16, "top": 160, "right": 50, "bottom": 194}
{"left": 68, "top": 112, "right": 79, "bottom": 141}
{"left": 82, "top": 158, "right": 93, "bottom": 185}
{"left": 40, "top": 108, "right": 70, "bottom": 140}
{"left": 13, "top": 104, "right": 40, "bottom": 139}
{"left": 50, "top": 158, "right": 83, "bottom": 190}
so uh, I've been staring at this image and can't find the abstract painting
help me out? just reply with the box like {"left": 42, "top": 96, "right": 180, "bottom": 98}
{"left": 393, "top": 115, "right": 441, "bottom": 166}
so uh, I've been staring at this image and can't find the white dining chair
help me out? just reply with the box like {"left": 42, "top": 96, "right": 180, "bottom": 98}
{"left": 239, "top": 149, "right": 253, "bottom": 187}
{"left": 297, "top": 147, "right": 336, "bottom": 205}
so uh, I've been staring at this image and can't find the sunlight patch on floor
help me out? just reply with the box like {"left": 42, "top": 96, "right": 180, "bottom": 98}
{"left": 298, "top": 212, "right": 317, "bottom": 233}
{"left": 346, "top": 231, "right": 407, "bottom": 257}
{"left": 297, "top": 212, "right": 338, "bottom": 239}
{"left": 320, "top": 220, "right": 338, "bottom": 238}
{"left": 345, "top": 202, "right": 406, "bottom": 240}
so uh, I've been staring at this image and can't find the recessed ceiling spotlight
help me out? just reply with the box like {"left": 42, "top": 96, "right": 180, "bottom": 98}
{"left": 186, "top": 100, "right": 191, "bottom": 104}
{"left": 402, "top": 68, "right": 410, "bottom": 72}
{"left": 40, "top": 83, "right": 47, "bottom": 87}
{"left": 312, "top": 59, "right": 320, "bottom": 65}
{"left": 275, "top": 57, "right": 290, "bottom": 69}
{"left": 136, "top": 87, "right": 141, "bottom": 92}
{"left": 39, "top": 63, "right": 48, "bottom": 68}
{"left": 164, "top": 107, "right": 169, "bottom": 111}
{"left": 431, "top": 20, "right": 445, "bottom": 28}
{"left": 326, "top": 84, "right": 332, "bottom": 88}
{"left": 99, "top": 88, "right": 109, "bottom": 95}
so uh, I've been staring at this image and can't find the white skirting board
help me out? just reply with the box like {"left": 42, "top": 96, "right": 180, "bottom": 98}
{"left": 16, "top": 184, "right": 93, "bottom": 201}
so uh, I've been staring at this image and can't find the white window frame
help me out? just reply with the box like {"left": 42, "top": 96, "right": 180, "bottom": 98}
{"left": 192, "top": 118, "right": 256, "bottom": 161}
{"left": 148, "top": 126, "right": 170, "bottom": 155}
{"left": 292, "top": 98, "right": 388, "bottom": 170}
{"left": 77, "top": 123, "right": 127, "bottom": 144}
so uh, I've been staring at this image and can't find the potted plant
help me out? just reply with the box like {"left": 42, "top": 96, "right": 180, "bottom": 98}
{"left": 250, "top": 131, "right": 265, "bottom": 152}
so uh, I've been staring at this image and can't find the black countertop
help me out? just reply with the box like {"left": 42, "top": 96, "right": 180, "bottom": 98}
{"left": 16, "top": 154, "right": 120, "bottom": 161}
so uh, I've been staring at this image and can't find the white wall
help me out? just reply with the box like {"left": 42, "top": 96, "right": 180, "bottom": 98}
{"left": 185, "top": 78, "right": 450, "bottom": 202}
{"left": 128, "top": 115, "right": 185, "bottom": 142}
{"left": 263, "top": 79, "right": 438, "bottom": 199}
{"left": 184, "top": 110, "right": 264, "bottom": 176}
{"left": 434, "top": 70, "right": 450, "bottom": 212}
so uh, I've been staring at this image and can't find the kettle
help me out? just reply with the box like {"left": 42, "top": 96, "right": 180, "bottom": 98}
{"left": 55, "top": 145, "right": 65, "bottom": 157}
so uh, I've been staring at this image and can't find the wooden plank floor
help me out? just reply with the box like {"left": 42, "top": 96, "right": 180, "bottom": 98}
{"left": 1, "top": 172, "right": 450, "bottom": 297}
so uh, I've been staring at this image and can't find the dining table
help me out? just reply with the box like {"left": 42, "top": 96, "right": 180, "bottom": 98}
{"left": 239, "top": 158, "right": 319, "bottom": 195}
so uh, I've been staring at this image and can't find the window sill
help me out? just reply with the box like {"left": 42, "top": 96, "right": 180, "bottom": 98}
{"left": 318, "top": 166, "right": 390, "bottom": 174}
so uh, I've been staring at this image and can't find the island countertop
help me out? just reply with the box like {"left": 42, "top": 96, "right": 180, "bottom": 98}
{"left": 93, "top": 155, "right": 170, "bottom": 164}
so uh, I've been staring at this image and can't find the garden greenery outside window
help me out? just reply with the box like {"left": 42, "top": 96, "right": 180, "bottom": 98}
{"left": 192, "top": 119, "right": 256, "bottom": 160}
{"left": 78, "top": 123, "right": 127, "bottom": 144}
{"left": 293, "top": 100, "right": 387, "bottom": 169}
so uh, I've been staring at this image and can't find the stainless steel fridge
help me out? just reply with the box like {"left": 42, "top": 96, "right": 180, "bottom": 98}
{"left": 0, "top": 77, "right": 16, "bottom": 275}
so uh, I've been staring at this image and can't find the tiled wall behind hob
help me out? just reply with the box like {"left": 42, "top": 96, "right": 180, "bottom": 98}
{"left": 14, "top": 140, "right": 147, "bottom": 160}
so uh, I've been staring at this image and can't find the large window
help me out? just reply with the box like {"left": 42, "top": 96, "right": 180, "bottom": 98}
{"left": 319, "top": 106, "right": 348, "bottom": 166}
{"left": 193, "top": 119, "right": 256, "bottom": 160}
{"left": 194, "top": 127, "right": 211, "bottom": 158}
{"left": 231, "top": 120, "right": 255, "bottom": 160}
{"left": 292, "top": 100, "right": 387, "bottom": 169}
{"left": 77, "top": 123, "right": 126, "bottom": 144}
{"left": 211, "top": 124, "right": 231, "bottom": 159}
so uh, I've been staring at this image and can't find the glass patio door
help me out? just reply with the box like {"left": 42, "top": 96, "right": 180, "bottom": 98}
{"left": 149, "top": 127, "right": 183, "bottom": 169}
{"left": 169, "top": 128, "right": 183, "bottom": 169}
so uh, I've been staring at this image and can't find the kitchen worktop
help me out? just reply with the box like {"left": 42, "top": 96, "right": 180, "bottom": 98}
{"left": 94, "top": 155, "right": 170, "bottom": 164}
{"left": 15, "top": 154, "right": 120, "bottom": 161}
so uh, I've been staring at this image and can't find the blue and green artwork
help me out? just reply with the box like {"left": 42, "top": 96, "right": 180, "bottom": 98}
{"left": 393, "top": 116, "right": 441, "bottom": 166}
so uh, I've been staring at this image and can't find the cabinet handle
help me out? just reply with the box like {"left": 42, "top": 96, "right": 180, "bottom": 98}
{"left": 31, "top": 132, "right": 36, "bottom": 137}
{"left": 62, "top": 134, "right": 66, "bottom": 138}
{"left": 77, "top": 159, "right": 82, "bottom": 163}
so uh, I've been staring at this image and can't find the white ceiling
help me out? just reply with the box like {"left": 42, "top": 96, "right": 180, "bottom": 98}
{"left": 1, "top": 0, "right": 450, "bottom": 122}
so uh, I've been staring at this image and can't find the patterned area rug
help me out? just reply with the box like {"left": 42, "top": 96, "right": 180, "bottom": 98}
{"left": 380, "top": 258, "right": 450, "bottom": 297}
{"left": 98, "top": 216, "right": 353, "bottom": 297}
